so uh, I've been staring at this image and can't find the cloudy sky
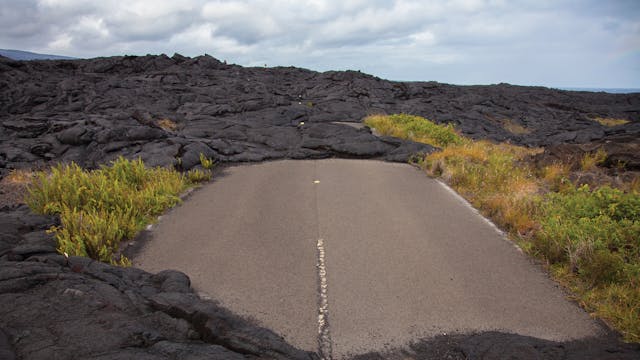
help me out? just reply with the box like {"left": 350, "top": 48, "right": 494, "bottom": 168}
{"left": 1, "top": 0, "right": 639, "bottom": 88}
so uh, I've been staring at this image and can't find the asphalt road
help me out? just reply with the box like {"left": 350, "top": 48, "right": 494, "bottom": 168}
{"left": 133, "top": 159, "right": 604, "bottom": 359}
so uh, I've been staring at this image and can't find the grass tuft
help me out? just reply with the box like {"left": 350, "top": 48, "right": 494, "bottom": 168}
{"left": 593, "top": 117, "right": 630, "bottom": 127}
{"left": 186, "top": 168, "right": 212, "bottom": 183}
{"left": 580, "top": 148, "right": 608, "bottom": 171}
{"left": 5, "top": 169, "right": 35, "bottom": 184}
{"left": 157, "top": 118, "right": 178, "bottom": 131}
{"left": 539, "top": 162, "right": 571, "bottom": 191}
{"left": 26, "top": 157, "right": 209, "bottom": 265}
{"left": 363, "top": 113, "right": 463, "bottom": 148}
{"left": 501, "top": 119, "right": 531, "bottom": 135}
{"left": 0, "top": 169, "right": 37, "bottom": 206}
{"left": 199, "top": 153, "right": 215, "bottom": 170}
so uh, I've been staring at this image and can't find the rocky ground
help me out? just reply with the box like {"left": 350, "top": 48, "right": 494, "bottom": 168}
{"left": 1, "top": 54, "right": 639, "bottom": 359}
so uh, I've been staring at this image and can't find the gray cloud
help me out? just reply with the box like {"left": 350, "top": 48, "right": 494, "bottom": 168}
{"left": 0, "top": 0, "right": 638, "bottom": 87}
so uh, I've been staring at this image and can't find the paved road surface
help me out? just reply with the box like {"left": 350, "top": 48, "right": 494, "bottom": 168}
{"left": 133, "top": 159, "right": 603, "bottom": 359}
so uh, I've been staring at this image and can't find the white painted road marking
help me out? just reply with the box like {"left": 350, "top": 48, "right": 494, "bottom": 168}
{"left": 316, "top": 238, "right": 332, "bottom": 359}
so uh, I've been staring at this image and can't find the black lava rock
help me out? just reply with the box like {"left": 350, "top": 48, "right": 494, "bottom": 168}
{"left": 1, "top": 54, "right": 637, "bottom": 178}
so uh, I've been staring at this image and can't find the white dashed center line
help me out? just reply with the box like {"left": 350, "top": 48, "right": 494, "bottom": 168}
{"left": 316, "top": 237, "right": 332, "bottom": 359}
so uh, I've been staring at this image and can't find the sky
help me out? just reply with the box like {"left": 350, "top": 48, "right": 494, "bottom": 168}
{"left": 1, "top": 0, "right": 639, "bottom": 88}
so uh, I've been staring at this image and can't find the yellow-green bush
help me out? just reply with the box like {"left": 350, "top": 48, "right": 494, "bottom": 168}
{"left": 537, "top": 185, "right": 640, "bottom": 286}
{"left": 26, "top": 157, "right": 204, "bottom": 265}
{"left": 53, "top": 206, "right": 139, "bottom": 266}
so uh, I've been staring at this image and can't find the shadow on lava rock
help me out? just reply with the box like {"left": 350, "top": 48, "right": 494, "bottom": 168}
{"left": 349, "top": 331, "right": 640, "bottom": 360}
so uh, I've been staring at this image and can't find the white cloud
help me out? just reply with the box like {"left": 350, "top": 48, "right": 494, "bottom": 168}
{"left": 47, "top": 33, "right": 73, "bottom": 51}
{"left": 74, "top": 16, "right": 109, "bottom": 38}
{"left": 202, "top": 1, "right": 282, "bottom": 44}
{"left": 410, "top": 31, "right": 437, "bottom": 46}
{"left": 0, "top": 0, "right": 637, "bottom": 87}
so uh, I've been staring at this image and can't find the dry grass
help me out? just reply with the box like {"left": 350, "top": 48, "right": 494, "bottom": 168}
{"left": 580, "top": 148, "right": 608, "bottom": 171}
{"left": 484, "top": 115, "right": 531, "bottom": 135}
{"left": 157, "top": 118, "right": 178, "bottom": 131}
{"left": 629, "top": 176, "right": 640, "bottom": 193}
{"left": 593, "top": 117, "right": 631, "bottom": 127}
{"left": 540, "top": 163, "right": 571, "bottom": 191}
{"left": 424, "top": 140, "right": 541, "bottom": 236}
{"left": 501, "top": 118, "right": 532, "bottom": 135}
{"left": 0, "top": 169, "right": 36, "bottom": 207}
{"left": 541, "top": 162, "right": 570, "bottom": 182}
{"left": 4, "top": 169, "right": 35, "bottom": 184}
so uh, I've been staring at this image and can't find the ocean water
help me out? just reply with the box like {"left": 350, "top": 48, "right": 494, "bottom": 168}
{"left": 557, "top": 87, "right": 640, "bottom": 94}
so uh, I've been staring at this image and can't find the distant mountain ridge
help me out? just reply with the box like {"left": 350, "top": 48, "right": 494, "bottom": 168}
{"left": 556, "top": 87, "right": 640, "bottom": 94}
{"left": 0, "top": 48, "right": 76, "bottom": 61}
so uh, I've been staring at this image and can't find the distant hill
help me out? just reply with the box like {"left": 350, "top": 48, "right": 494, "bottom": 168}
{"left": 0, "top": 49, "right": 76, "bottom": 61}
{"left": 557, "top": 87, "right": 640, "bottom": 94}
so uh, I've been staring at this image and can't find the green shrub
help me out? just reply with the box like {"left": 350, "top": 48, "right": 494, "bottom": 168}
{"left": 583, "top": 283, "right": 640, "bottom": 340}
{"left": 536, "top": 185, "right": 640, "bottom": 287}
{"left": 26, "top": 157, "right": 206, "bottom": 265}
{"left": 579, "top": 250, "right": 625, "bottom": 286}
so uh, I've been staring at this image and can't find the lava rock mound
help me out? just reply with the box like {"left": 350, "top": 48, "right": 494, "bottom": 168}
{"left": 1, "top": 54, "right": 639, "bottom": 177}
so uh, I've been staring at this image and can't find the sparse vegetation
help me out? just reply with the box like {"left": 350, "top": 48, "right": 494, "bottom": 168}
{"left": 539, "top": 162, "right": 571, "bottom": 191}
{"left": 5, "top": 168, "right": 35, "bottom": 184}
{"left": 199, "top": 153, "right": 215, "bottom": 170}
{"left": 157, "top": 118, "right": 178, "bottom": 131}
{"left": 580, "top": 148, "right": 608, "bottom": 171}
{"left": 187, "top": 168, "right": 212, "bottom": 183}
{"left": 184, "top": 153, "right": 215, "bottom": 182}
{"left": 501, "top": 118, "right": 531, "bottom": 135}
{"left": 364, "top": 113, "right": 463, "bottom": 148}
{"left": 425, "top": 140, "right": 542, "bottom": 236}
{"left": 26, "top": 157, "right": 210, "bottom": 265}
{"left": 371, "top": 114, "right": 640, "bottom": 342}
{"left": 0, "top": 169, "right": 37, "bottom": 207}
{"left": 593, "top": 117, "right": 630, "bottom": 127}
